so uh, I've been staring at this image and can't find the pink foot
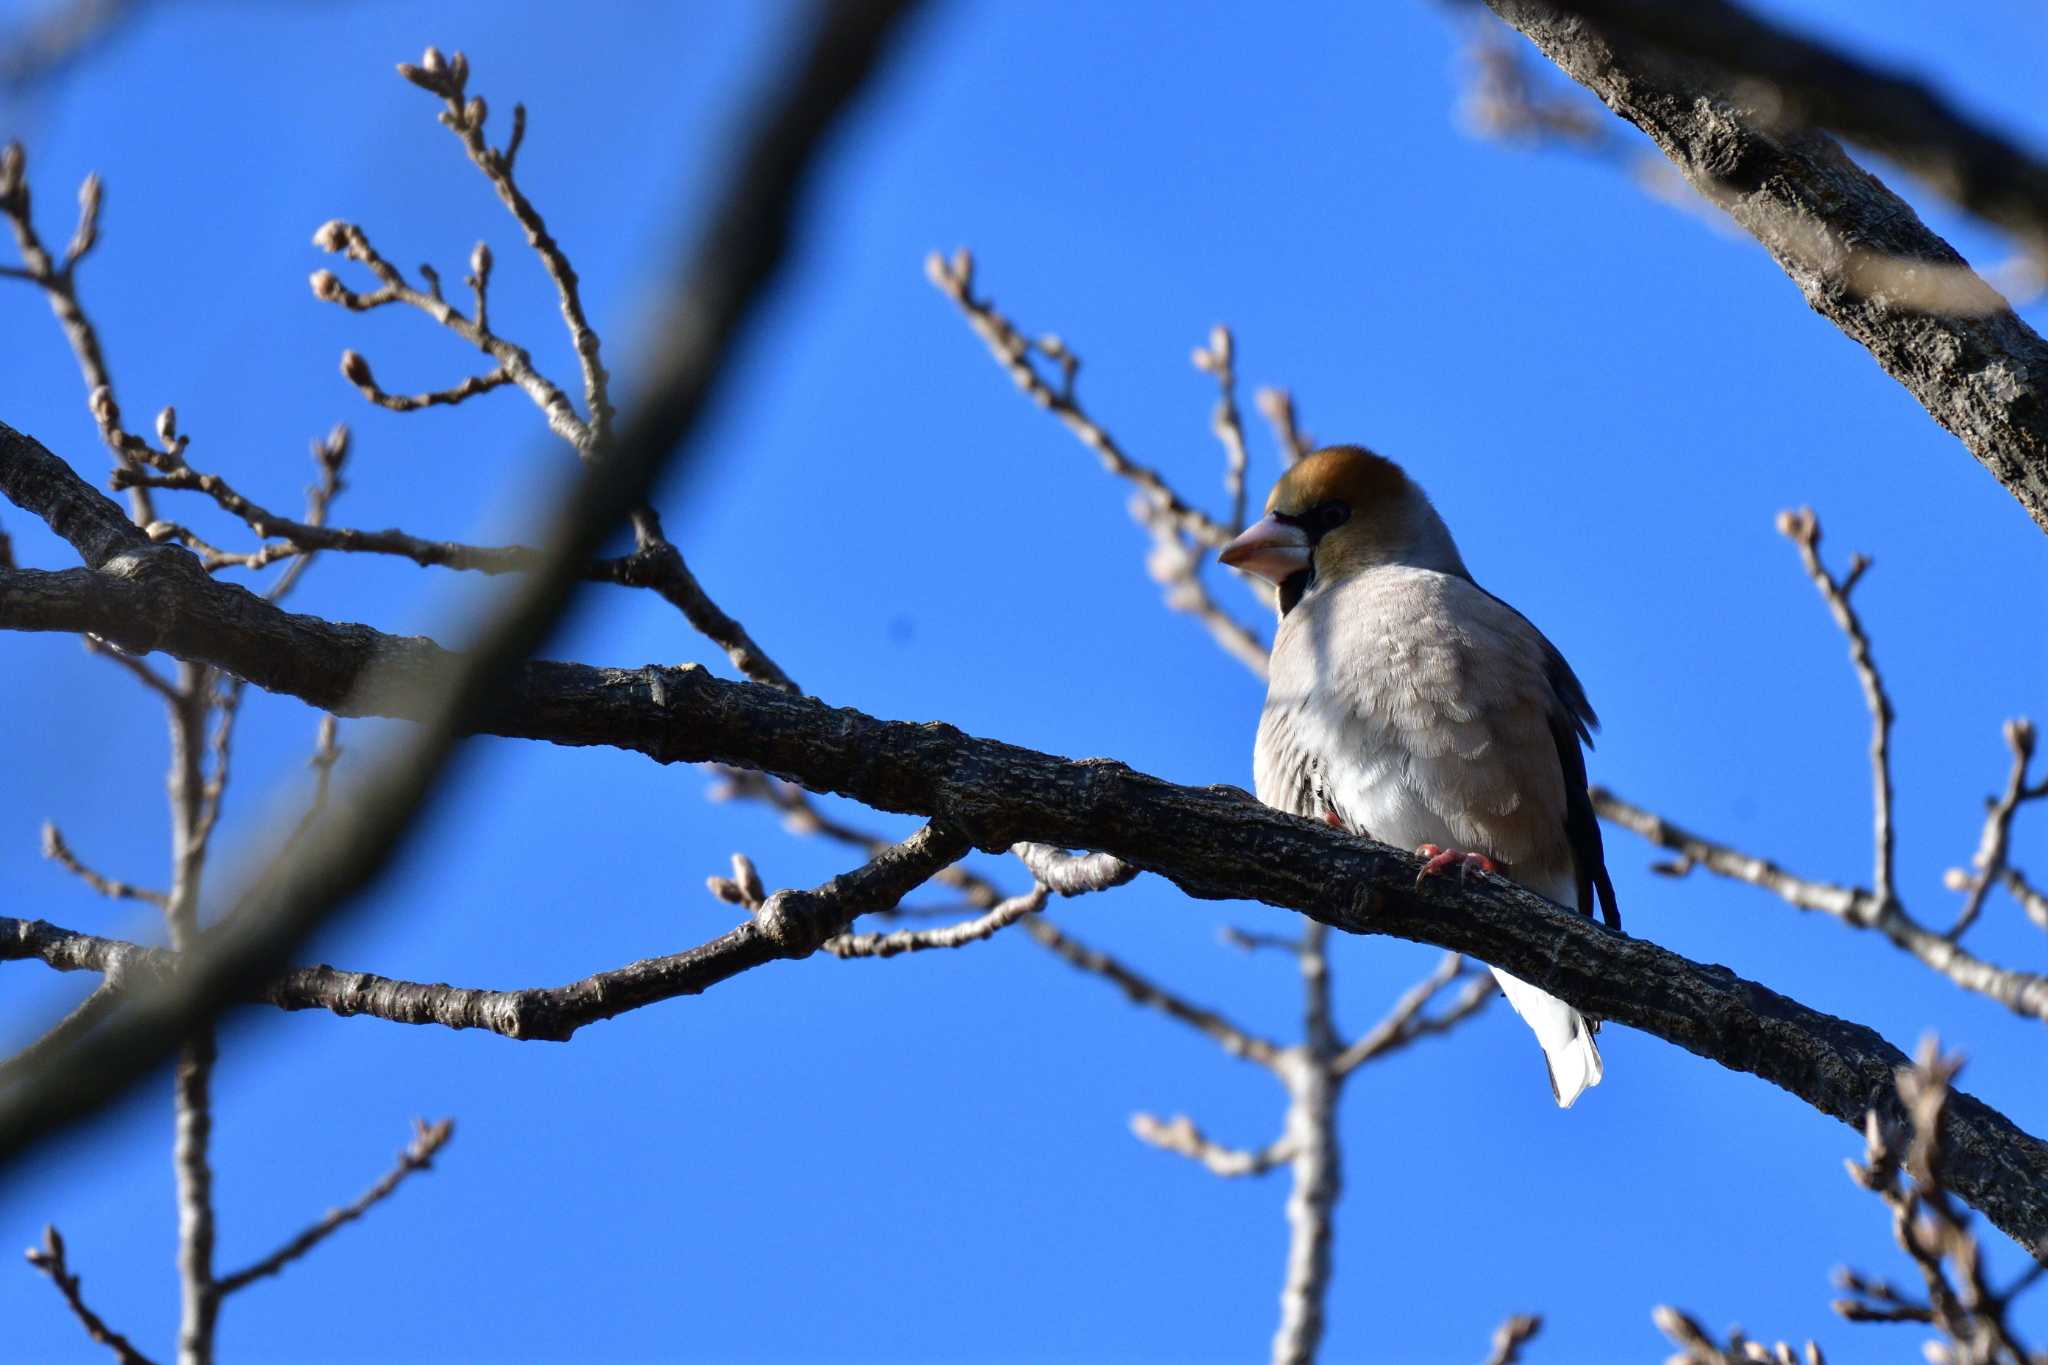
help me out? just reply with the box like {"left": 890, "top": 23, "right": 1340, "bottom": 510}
{"left": 1323, "top": 810, "right": 1345, "bottom": 830}
{"left": 1413, "top": 843, "right": 1499, "bottom": 892}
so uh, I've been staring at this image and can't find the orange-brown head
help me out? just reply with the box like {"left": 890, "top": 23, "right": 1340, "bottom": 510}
{"left": 1218, "top": 445, "right": 1467, "bottom": 611}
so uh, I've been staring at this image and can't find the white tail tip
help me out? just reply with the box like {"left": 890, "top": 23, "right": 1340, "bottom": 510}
{"left": 1545, "top": 1017, "right": 1604, "bottom": 1109}
{"left": 1490, "top": 966, "right": 1605, "bottom": 1108}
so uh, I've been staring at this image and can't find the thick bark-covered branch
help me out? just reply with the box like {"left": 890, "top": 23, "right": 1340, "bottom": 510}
{"left": 0, "top": 0, "right": 927, "bottom": 1171}
{"left": 1486, "top": 0, "right": 2048, "bottom": 534}
{"left": 4, "top": 535, "right": 2047, "bottom": 1251}
{"left": 1546, "top": 0, "right": 2048, "bottom": 263}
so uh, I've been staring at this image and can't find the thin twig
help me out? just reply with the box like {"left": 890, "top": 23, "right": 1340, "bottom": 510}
{"left": 0, "top": 141, "right": 155, "bottom": 525}
{"left": 1333, "top": 952, "right": 1495, "bottom": 1076}
{"left": 80, "top": 633, "right": 178, "bottom": 698}
{"left": 1945, "top": 719, "right": 2040, "bottom": 940}
{"left": 1481, "top": 1314, "right": 1543, "bottom": 1365}
{"left": 1022, "top": 916, "right": 1280, "bottom": 1067}
{"left": 2001, "top": 868, "right": 2048, "bottom": 934}
{"left": 1132, "top": 492, "right": 1270, "bottom": 678}
{"left": 824, "top": 883, "right": 1048, "bottom": 958}
{"left": 214, "top": 1119, "right": 454, "bottom": 1296}
{"left": 24, "top": 1225, "right": 160, "bottom": 1365}
{"left": 1130, "top": 1113, "right": 1291, "bottom": 1178}
{"left": 1779, "top": 507, "right": 1896, "bottom": 907}
{"left": 0, "top": 0, "right": 927, "bottom": 1171}
{"left": 396, "top": 48, "right": 615, "bottom": 453}
{"left": 1254, "top": 387, "right": 1312, "bottom": 465}
{"left": 41, "top": 822, "right": 166, "bottom": 907}
{"left": 1595, "top": 787, "right": 2048, "bottom": 1021}
{"left": 1193, "top": 325, "right": 1252, "bottom": 533}
{"left": 0, "top": 981, "right": 120, "bottom": 1088}
{"left": 926, "top": 248, "right": 1234, "bottom": 548}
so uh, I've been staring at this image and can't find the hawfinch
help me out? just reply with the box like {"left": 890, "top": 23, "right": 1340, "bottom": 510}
{"left": 1220, "top": 446, "right": 1619, "bottom": 1107}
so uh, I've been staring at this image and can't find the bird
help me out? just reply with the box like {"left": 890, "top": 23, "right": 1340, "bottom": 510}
{"left": 1218, "top": 444, "right": 1619, "bottom": 1107}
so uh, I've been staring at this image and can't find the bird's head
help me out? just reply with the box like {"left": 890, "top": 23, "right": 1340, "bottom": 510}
{"left": 1218, "top": 445, "right": 1467, "bottom": 613}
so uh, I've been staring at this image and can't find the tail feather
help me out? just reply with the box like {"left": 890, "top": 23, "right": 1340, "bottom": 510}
{"left": 1489, "top": 966, "right": 1603, "bottom": 1108}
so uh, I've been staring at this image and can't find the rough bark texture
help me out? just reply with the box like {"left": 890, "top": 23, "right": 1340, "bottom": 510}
{"left": 1488, "top": 0, "right": 2048, "bottom": 534}
{"left": 0, "top": 0, "right": 927, "bottom": 1169}
{"left": 1548, "top": 0, "right": 2048, "bottom": 261}
{"left": 3, "top": 428, "right": 2046, "bottom": 1253}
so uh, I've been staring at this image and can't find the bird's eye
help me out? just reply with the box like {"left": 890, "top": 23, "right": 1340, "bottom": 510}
{"left": 1305, "top": 501, "right": 1349, "bottom": 535}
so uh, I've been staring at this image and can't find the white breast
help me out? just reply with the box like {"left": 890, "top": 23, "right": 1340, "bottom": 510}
{"left": 1253, "top": 564, "right": 1575, "bottom": 906}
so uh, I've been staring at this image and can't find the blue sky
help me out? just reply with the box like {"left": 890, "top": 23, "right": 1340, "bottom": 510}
{"left": 3, "top": 1, "right": 2046, "bottom": 1361}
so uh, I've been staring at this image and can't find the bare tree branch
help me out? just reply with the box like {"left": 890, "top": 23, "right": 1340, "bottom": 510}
{"left": 823, "top": 883, "right": 1047, "bottom": 959}
{"left": 1777, "top": 507, "right": 1896, "bottom": 906}
{"left": 23, "top": 1224, "right": 159, "bottom": 1365}
{"left": 0, "top": 981, "right": 117, "bottom": 1089}
{"left": 0, "top": 141, "right": 154, "bottom": 525}
{"left": 1654, "top": 1304, "right": 1822, "bottom": 1365}
{"left": 1130, "top": 1113, "right": 1291, "bottom": 1178}
{"left": 1192, "top": 325, "right": 1252, "bottom": 534}
{"left": 926, "top": 248, "right": 1234, "bottom": 548}
{"left": 1594, "top": 788, "right": 2048, "bottom": 1023}
{"left": 40, "top": 822, "right": 164, "bottom": 907}
{"left": 8, "top": 425, "right": 2048, "bottom": 1250}
{"left": 1541, "top": 0, "right": 2048, "bottom": 265}
{"left": 1023, "top": 917, "right": 1280, "bottom": 1067}
{"left": 1945, "top": 719, "right": 2042, "bottom": 941}
{"left": 1588, "top": 507, "right": 2048, "bottom": 1025}
{"left": 1253, "top": 387, "right": 1312, "bottom": 465}
{"left": 0, "top": 0, "right": 926, "bottom": 1173}
{"left": 1481, "top": 1314, "right": 1543, "bottom": 1365}
{"left": 1484, "top": 0, "right": 2048, "bottom": 535}
{"left": 214, "top": 1119, "right": 454, "bottom": 1297}
{"left": 7, "top": 531, "right": 2048, "bottom": 1250}
{"left": 1332, "top": 951, "right": 1495, "bottom": 1077}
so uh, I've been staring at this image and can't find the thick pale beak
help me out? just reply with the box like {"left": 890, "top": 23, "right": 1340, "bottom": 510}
{"left": 1217, "top": 514, "right": 1310, "bottom": 585}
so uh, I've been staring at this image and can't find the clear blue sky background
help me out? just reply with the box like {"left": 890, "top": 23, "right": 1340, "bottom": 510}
{"left": 3, "top": 2, "right": 2046, "bottom": 1361}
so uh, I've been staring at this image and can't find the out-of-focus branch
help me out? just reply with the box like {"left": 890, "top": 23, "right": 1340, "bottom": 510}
{"left": 1834, "top": 1041, "right": 2041, "bottom": 1364}
{"left": 1653, "top": 1305, "right": 1822, "bottom": 1365}
{"left": 1484, "top": 0, "right": 2048, "bottom": 536}
{"left": 1537, "top": 0, "right": 2048, "bottom": 267}
{"left": 1332, "top": 951, "right": 1494, "bottom": 1076}
{"left": 0, "top": 981, "right": 118, "bottom": 1089}
{"left": 1254, "top": 387, "right": 1312, "bottom": 466}
{"left": 1193, "top": 325, "right": 1252, "bottom": 534}
{"left": 1130, "top": 1113, "right": 1292, "bottom": 1178}
{"left": 312, "top": 56, "right": 800, "bottom": 694}
{"left": 1133, "top": 493, "right": 1269, "bottom": 678}
{"left": 0, "top": 0, "right": 138, "bottom": 97}
{"left": 2001, "top": 868, "right": 2048, "bottom": 935}
{"left": 10, "top": 533, "right": 2048, "bottom": 1248}
{"left": 1480, "top": 1314, "right": 1543, "bottom": 1365}
{"left": 40, "top": 821, "right": 164, "bottom": 907}
{"left": 214, "top": 1119, "right": 454, "bottom": 1296}
{"left": 0, "top": 0, "right": 924, "bottom": 1171}
{"left": 1945, "top": 719, "right": 2044, "bottom": 941}
{"left": 23, "top": 1225, "right": 158, "bottom": 1365}
{"left": 1023, "top": 916, "right": 1280, "bottom": 1067}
